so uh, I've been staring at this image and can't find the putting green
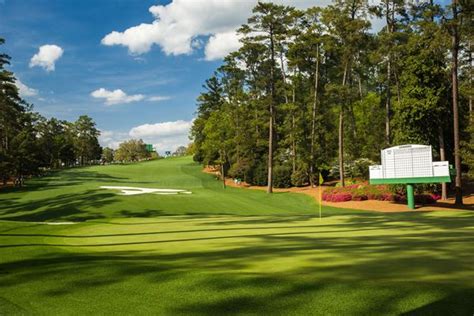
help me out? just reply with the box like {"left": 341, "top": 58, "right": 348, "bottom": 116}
{"left": 0, "top": 157, "right": 473, "bottom": 315}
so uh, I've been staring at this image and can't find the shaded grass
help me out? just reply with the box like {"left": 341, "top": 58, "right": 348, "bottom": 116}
{"left": 0, "top": 212, "right": 473, "bottom": 315}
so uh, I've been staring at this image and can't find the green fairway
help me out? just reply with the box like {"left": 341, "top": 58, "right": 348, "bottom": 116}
{"left": 0, "top": 157, "right": 320, "bottom": 222}
{"left": 0, "top": 157, "right": 473, "bottom": 315}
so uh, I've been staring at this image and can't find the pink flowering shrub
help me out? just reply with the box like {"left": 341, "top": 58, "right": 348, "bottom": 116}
{"left": 322, "top": 184, "right": 438, "bottom": 204}
{"left": 322, "top": 192, "right": 352, "bottom": 202}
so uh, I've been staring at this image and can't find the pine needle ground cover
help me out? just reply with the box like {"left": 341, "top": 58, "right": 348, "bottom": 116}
{"left": 0, "top": 157, "right": 473, "bottom": 315}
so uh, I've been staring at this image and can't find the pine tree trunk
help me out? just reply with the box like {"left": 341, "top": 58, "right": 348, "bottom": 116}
{"left": 292, "top": 86, "right": 296, "bottom": 174}
{"left": 469, "top": 40, "right": 473, "bottom": 120}
{"left": 339, "top": 62, "right": 349, "bottom": 187}
{"left": 268, "top": 107, "right": 274, "bottom": 193}
{"left": 339, "top": 110, "right": 345, "bottom": 187}
{"left": 385, "top": 1, "right": 392, "bottom": 145}
{"left": 221, "top": 160, "right": 226, "bottom": 189}
{"left": 386, "top": 58, "right": 391, "bottom": 145}
{"left": 280, "top": 50, "right": 289, "bottom": 104}
{"left": 310, "top": 44, "right": 320, "bottom": 187}
{"left": 267, "top": 27, "right": 275, "bottom": 194}
{"left": 438, "top": 126, "right": 447, "bottom": 200}
{"left": 451, "top": 0, "right": 463, "bottom": 205}
{"left": 394, "top": 71, "right": 401, "bottom": 104}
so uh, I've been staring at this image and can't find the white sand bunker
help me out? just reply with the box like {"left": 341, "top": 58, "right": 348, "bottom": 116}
{"left": 100, "top": 186, "right": 192, "bottom": 196}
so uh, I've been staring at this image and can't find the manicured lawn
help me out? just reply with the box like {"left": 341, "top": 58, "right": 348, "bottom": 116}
{"left": 0, "top": 157, "right": 473, "bottom": 315}
{"left": 0, "top": 157, "right": 320, "bottom": 221}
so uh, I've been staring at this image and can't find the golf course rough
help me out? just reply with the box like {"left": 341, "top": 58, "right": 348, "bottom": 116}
{"left": 0, "top": 157, "right": 473, "bottom": 315}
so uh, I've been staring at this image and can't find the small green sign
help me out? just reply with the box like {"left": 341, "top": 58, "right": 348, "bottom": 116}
{"left": 145, "top": 144, "right": 154, "bottom": 152}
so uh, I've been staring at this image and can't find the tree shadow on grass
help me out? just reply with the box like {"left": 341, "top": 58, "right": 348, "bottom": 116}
{"left": 48, "top": 170, "right": 129, "bottom": 182}
{"left": 0, "top": 211, "right": 473, "bottom": 314}
{"left": 0, "top": 223, "right": 403, "bottom": 239}
{"left": 331, "top": 210, "right": 474, "bottom": 231}
{"left": 424, "top": 200, "right": 474, "bottom": 211}
{"left": 0, "top": 170, "right": 129, "bottom": 194}
{"left": 401, "top": 288, "right": 474, "bottom": 315}
{"left": 0, "top": 190, "right": 117, "bottom": 222}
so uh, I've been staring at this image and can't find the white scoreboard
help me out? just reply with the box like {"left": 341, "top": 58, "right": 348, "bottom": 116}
{"left": 369, "top": 145, "right": 450, "bottom": 182}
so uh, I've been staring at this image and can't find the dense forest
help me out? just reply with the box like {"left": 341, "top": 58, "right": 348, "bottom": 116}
{"left": 0, "top": 38, "right": 102, "bottom": 186}
{"left": 191, "top": 0, "right": 473, "bottom": 204}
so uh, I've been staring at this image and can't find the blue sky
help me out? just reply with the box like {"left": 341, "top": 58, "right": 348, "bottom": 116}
{"left": 1, "top": 0, "right": 231, "bottom": 152}
{"left": 1, "top": 0, "right": 447, "bottom": 153}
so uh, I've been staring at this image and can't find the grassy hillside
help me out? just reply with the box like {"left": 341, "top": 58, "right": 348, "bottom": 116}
{"left": 0, "top": 157, "right": 324, "bottom": 222}
{"left": 0, "top": 157, "right": 473, "bottom": 315}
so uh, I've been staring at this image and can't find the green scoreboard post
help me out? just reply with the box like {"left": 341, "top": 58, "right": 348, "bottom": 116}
{"left": 369, "top": 145, "right": 452, "bottom": 209}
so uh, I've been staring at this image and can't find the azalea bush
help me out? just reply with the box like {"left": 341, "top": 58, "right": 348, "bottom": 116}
{"left": 322, "top": 184, "right": 438, "bottom": 204}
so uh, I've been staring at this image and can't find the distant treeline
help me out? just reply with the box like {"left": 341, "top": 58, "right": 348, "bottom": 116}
{"left": 101, "top": 142, "right": 192, "bottom": 164}
{"left": 0, "top": 38, "right": 101, "bottom": 186}
{"left": 191, "top": 1, "right": 473, "bottom": 203}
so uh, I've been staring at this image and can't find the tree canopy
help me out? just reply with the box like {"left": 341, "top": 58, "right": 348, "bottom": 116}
{"left": 191, "top": 1, "right": 473, "bottom": 202}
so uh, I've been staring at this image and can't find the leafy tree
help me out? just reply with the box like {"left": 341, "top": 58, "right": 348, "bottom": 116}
{"left": 239, "top": 2, "right": 295, "bottom": 193}
{"left": 73, "top": 115, "right": 101, "bottom": 165}
{"left": 0, "top": 38, "right": 30, "bottom": 184}
{"left": 370, "top": 0, "right": 406, "bottom": 145}
{"left": 321, "top": 1, "right": 370, "bottom": 186}
{"left": 191, "top": 1, "right": 473, "bottom": 198}
{"left": 173, "top": 146, "right": 187, "bottom": 157}
{"left": 101, "top": 147, "right": 114, "bottom": 163}
{"left": 185, "top": 143, "right": 195, "bottom": 156}
{"left": 0, "top": 38, "right": 104, "bottom": 186}
{"left": 114, "top": 139, "right": 150, "bottom": 162}
{"left": 191, "top": 76, "right": 225, "bottom": 163}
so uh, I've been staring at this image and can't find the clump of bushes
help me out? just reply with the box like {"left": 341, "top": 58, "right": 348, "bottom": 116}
{"left": 323, "top": 192, "right": 353, "bottom": 202}
{"left": 322, "top": 184, "right": 438, "bottom": 204}
{"left": 273, "top": 164, "right": 292, "bottom": 188}
{"left": 291, "top": 167, "right": 308, "bottom": 187}
{"left": 329, "top": 158, "right": 377, "bottom": 180}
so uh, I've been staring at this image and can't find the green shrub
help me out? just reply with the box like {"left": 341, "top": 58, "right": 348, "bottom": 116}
{"left": 291, "top": 168, "right": 308, "bottom": 187}
{"left": 228, "top": 159, "right": 252, "bottom": 182}
{"left": 335, "top": 178, "right": 359, "bottom": 187}
{"left": 414, "top": 183, "right": 440, "bottom": 194}
{"left": 249, "top": 162, "right": 267, "bottom": 186}
{"left": 350, "top": 158, "right": 377, "bottom": 179}
{"left": 388, "top": 184, "right": 407, "bottom": 196}
{"left": 244, "top": 163, "right": 268, "bottom": 186}
{"left": 330, "top": 158, "right": 376, "bottom": 181}
{"left": 273, "top": 164, "right": 292, "bottom": 188}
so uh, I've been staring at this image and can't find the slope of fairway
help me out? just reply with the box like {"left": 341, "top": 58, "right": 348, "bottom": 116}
{"left": 0, "top": 157, "right": 323, "bottom": 222}
{"left": 1, "top": 157, "right": 473, "bottom": 315}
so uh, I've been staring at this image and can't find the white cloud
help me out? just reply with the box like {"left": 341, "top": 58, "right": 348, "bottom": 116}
{"left": 101, "top": 1, "right": 255, "bottom": 56}
{"left": 91, "top": 88, "right": 145, "bottom": 105}
{"left": 205, "top": 31, "right": 242, "bottom": 61}
{"left": 15, "top": 79, "right": 38, "bottom": 97}
{"left": 29, "top": 44, "right": 63, "bottom": 71}
{"left": 129, "top": 120, "right": 193, "bottom": 153}
{"left": 130, "top": 120, "right": 192, "bottom": 138}
{"left": 147, "top": 96, "right": 171, "bottom": 102}
{"left": 102, "top": 0, "right": 384, "bottom": 61}
{"left": 99, "top": 130, "right": 128, "bottom": 149}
